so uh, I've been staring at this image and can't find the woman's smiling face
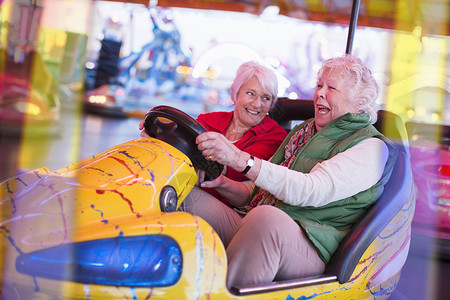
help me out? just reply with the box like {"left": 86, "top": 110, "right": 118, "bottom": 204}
{"left": 313, "top": 67, "right": 357, "bottom": 131}
{"left": 233, "top": 76, "right": 274, "bottom": 128}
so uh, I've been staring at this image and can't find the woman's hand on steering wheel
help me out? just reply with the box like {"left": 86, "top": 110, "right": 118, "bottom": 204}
{"left": 198, "top": 173, "right": 227, "bottom": 188}
{"left": 196, "top": 165, "right": 227, "bottom": 186}
{"left": 196, "top": 132, "right": 242, "bottom": 167}
{"left": 142, "top": 105, "right": 224, "bottom": 181}
{"left": 139, "top": 120, "right": 150, "bottom": 137}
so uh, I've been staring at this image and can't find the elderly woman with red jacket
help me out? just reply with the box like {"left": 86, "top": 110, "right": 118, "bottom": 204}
{"left": 140, "top": 61, "right": 287, "bottom": 206}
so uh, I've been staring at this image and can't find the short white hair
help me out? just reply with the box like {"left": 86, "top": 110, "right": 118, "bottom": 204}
{"left": 230, "top": 61, "right": 278, "bottom": 108}
{"left": 318, "top": 54, "right": 380, "bottom": 123}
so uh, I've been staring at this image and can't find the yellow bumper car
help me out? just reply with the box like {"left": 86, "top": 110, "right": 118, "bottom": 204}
{"left": 1, "top": 105, "right": 414, "bottom": 299}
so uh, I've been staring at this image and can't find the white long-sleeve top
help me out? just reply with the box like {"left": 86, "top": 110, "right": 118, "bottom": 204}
{"left": 252, "top": 138, "right": 389, "bottom": 207}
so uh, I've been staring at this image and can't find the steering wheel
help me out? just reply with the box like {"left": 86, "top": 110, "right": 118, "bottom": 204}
{"left": 143, "top": 105, "right": 224, "bottom": 181}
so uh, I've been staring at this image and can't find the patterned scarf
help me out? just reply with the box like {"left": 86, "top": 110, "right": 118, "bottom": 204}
{"left": 247, "top": 121, "right": 317, "bottom": 209}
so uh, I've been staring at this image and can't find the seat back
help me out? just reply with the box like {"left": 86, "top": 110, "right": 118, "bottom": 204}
{"left": 269, "top": 98, "right": 315, "bottom": 131}
{"left": 325, "top": 148, "right": 413, "bottom": 283}
{"left": 269, "top": 98, "right": 414, "bottom": 283}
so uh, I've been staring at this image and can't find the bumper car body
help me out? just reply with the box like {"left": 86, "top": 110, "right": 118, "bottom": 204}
{"left": 83, "top": 84, "right": 128, "bottom": 118}
{"left": 0, "top": 106, "right": 414, "bottom": 299}
{"left": 0, "top": 73, "right": 61, "bottom": 136}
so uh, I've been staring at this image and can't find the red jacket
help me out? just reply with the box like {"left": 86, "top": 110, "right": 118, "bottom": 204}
{"left": 197, "top": 111, "right": 287, "bottom": 205}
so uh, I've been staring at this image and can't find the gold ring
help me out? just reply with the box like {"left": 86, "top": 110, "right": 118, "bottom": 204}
{"left": 206, "top": 155, "right": 212, "bottom": 161}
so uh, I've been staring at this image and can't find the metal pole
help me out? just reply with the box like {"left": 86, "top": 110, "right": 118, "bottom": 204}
{"left": 345, "top": 0, "right": 360, "bottom": 54}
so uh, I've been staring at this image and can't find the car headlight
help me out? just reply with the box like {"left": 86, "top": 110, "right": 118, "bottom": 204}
{"left": 423, "top": 164, "right": 450, "bottom": 208}
{"left": 160, "top": 185, "right": 178, "bottom": 212}
{"left": 87, "top": 95, "right": 109, "bottom": 104}
{"left": 16, "top": 235, "right": 182, "bottom": 287}
{"left": 15, "top": 101, "right": 41, "bottom": 115}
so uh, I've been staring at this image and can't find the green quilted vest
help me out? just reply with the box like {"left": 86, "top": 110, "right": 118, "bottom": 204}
{"left": 252, "top": 113, "right": 398, "bottom": 263}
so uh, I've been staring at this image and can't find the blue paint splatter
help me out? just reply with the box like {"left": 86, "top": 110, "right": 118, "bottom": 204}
{"left": 17, "top": 177, "right": 28, "bottom": 187}
{"left": 144, "top": 169, "right": 155, "bottom": 183}
{"left": 378, "top": 196, "right": 414, "bottom": 241}
{"left": 86, "top": 167, "right": 113, "bottom": 176}
{"left": 130, "top": 287, "right": 137, "bottom": 300}
{"left": 33, "top": 170, "right": 43, "bottom": 179}
{"left": 370, "top": 278, "right": 398, "bottom": 297}
{"left": 285, "top": 288, "right": 334, "bottom": 300}
{"left": 6, "top": 182, "right": 17, "bottom": 214}
{"left": 119, "top": 150, "right": 144, "bottom": 170}
{"left": 32, "top": 276, "right": 40, "bottom": 292}
{"left": 286, "top": 294, "right": 319, "bottom": 300}
{"left": 0, "top": 226, "right": 24, "bottom": 255}
{"left": 90, "top": 204, "right": 108, "bottom": 224}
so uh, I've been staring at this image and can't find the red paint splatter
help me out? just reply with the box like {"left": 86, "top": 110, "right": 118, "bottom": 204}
{"left": 144, "top": 288, "right": 153, "bottom": 299}
{"left": 157, "top": 221, "right": 163, "bottom": 233}
{"left": 113, "top": 190, "right": 141, "bottom": 218}
{"left": 95, "top": 189, "right": 141, "bottom": 218}
{"left": 110, "top": 156, "right": 134, "bottom": 174}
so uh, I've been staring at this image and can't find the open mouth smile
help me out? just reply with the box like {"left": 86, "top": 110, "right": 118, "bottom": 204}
{"left": 317, "top": 105, "right": 330, "bottom": 114}
{"left": 246, "top": 108, "right": 260, "bottom": 115}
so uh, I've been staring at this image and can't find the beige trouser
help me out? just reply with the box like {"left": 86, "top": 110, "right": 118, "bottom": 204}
{"left": 180, "top": 187, "right": 326, "bottom": 289}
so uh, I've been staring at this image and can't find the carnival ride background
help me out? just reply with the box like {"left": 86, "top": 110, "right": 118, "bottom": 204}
{"left": 1, "top": 0, "right": 447, "bottom": 123}
{"left": 83, "top": 1, "right": 448, "bottom": 123}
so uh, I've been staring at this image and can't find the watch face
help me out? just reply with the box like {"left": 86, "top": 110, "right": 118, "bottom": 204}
{"left": 248, "top": 158, "right": 254, "bottom": 167}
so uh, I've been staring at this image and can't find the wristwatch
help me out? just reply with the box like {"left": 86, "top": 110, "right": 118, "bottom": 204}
{"left": 241, "top": 155, "right": 255, "bottom": 175}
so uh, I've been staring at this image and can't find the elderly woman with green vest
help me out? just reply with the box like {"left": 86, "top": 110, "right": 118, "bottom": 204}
{"left": 181, "top": 54, "right": 398, "bottom": 288}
